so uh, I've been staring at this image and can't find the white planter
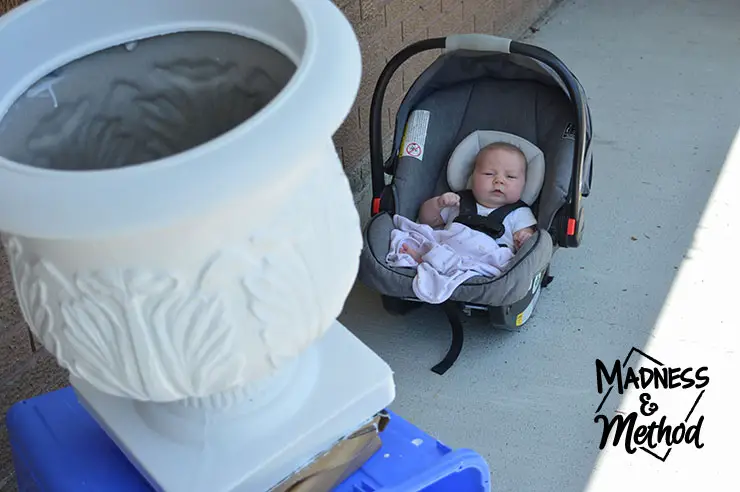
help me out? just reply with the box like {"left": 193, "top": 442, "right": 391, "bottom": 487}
{"left": 0, "top": 0, "right": 364, "bottom": 404}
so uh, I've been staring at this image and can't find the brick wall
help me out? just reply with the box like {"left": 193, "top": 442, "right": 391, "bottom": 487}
{"left": 0, "top": 0, "right": 20, "bottom": 14}
{"left": 332, "top": 0, "right": 556, "bottom": 209}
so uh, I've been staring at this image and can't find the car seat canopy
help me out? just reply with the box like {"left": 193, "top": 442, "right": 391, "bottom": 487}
{"left": 446, "top": 130, "right": 546, "bottom": 206}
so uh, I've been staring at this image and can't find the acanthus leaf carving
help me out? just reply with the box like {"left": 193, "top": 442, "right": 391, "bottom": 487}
{"left": 240, "top": 165, "right": 351, "bottom": 372}
{"left": 60, "top": 289, "right": 143, "bottom": 399}
{"left": 58, "top": 265, "right": 250, "bottom": 401}
{"left": 242, "top": 244, "right": 324, "bottom": 371}
{"left": 2, "top": 236, "right": 253, "bottom": 402}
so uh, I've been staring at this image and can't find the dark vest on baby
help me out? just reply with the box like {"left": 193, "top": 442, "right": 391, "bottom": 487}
{"left": 453, "top": 189, "right": 528, "bottom": 240}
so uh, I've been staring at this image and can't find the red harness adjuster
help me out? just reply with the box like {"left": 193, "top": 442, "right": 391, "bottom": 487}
{"left": 372, "top": 197, "right": 381, "bottom": 215}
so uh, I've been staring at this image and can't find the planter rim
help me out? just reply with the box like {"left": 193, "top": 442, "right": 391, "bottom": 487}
{"left": 0, "top": 0, "right": 361, "bottom": 239}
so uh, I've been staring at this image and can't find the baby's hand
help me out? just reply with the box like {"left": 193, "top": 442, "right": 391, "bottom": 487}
{"left": 436, "top": 192, "right": 460, "bottom": 208}
{"left": 513, "top": 227, "right": 535, "bottom": 250}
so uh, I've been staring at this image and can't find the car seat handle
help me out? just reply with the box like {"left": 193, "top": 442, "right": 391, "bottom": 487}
{"left": 445, "top": 34, "right": 511, "bottom": 53}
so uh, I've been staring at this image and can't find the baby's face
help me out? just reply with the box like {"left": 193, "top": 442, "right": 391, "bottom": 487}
{"left": 471, "top": 147, "right": 527, "bottom": 208}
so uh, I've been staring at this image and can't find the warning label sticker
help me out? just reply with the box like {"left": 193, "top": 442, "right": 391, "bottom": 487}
{"left": 399, "top": 110, "right": 430, "bottom": 161}
{"left": 562, "top": 122, "right": 576, "bottom": 140}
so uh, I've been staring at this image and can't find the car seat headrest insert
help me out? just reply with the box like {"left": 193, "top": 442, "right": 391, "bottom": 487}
{"left": 446, "top": 130, "right": 545, "bottom": 206}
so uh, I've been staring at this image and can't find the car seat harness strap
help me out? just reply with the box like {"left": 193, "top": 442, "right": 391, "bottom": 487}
{"left": 431, "top": 302, "right": 465, "bottom": 375}
{"left": 453, "top": 189, "right": 528, "bottom": 241}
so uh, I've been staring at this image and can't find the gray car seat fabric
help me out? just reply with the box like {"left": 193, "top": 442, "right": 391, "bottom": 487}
{"left": 358, "top": 50, "right": 582, "bottom": 307}
{"left": 360, "top": 214, "right": 553, "bottom": 306}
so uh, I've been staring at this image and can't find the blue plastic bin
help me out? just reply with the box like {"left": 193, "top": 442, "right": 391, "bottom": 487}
{"left": 6, "top": 387, "right": 490, "bottom": 491}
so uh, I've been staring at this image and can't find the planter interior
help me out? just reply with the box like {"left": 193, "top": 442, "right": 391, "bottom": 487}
{"left": 0, "top": 31, "right": 296, "bottom": 170}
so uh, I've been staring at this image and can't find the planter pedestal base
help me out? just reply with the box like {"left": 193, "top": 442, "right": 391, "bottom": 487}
{"left": 71, "top": 320, "right": 395, "bottom": 492}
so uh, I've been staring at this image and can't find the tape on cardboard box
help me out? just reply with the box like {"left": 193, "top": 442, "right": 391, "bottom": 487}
{"left": 271, "top": 410, "right": 390, "bottom": 492}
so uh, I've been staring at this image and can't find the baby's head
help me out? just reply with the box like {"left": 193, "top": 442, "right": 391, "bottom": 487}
{"left": 470, "top": 142, "right": 527, "bottom": 208}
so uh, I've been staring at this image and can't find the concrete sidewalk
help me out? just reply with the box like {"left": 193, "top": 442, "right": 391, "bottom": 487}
{"left": 339, "top": 0, "right": 740, "bottom": 490}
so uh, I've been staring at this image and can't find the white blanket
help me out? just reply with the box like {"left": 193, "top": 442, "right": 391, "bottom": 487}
{"left": 385, "top": 215, "right": 514, "bottom": 304}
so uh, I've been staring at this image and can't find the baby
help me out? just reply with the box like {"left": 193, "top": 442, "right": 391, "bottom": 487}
{"left": 401, "top": 142, "right": 537, "bottom": 262}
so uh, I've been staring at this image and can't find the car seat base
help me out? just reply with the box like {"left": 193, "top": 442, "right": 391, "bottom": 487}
{"left": 378, "top": 265, "right": 552, "bottom": 375}
{"left": 380, "top": 295, "right": 423, "bottom": 316}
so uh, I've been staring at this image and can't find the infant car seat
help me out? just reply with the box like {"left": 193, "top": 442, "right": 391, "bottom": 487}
{"left": 357, "top": 34, "right": 593, "bottom": 374}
